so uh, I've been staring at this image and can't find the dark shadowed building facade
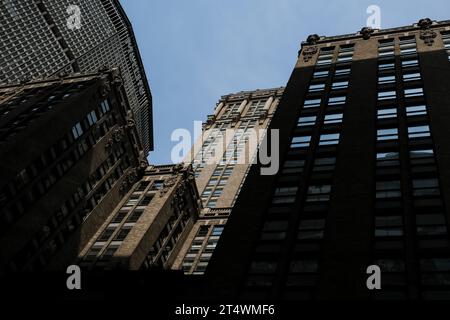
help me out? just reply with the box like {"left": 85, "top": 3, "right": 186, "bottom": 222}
{"left": 0, "top": 0, "right": 153, "bottom": 153}
{"left": 206, "top": 19, "right": 450, "bottom": 300}
{"left": 0, "top": 69, "right": 147, "bottom": 273}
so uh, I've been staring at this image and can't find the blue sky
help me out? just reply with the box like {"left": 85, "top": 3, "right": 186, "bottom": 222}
{"left": 121, "top": 0, "right": 450, "bottom": 165}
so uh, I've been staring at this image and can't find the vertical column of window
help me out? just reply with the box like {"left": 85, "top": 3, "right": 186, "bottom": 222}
{"left": 372, "top": 40, "right": 408, "bottom": 299}
{"left": 283, "top": 62, "right": 348, "bottom": 299}
{"left": 193, "top": 225, "right": 225, "bottom": 274}
{"left": 442, "top": 32, "right": 450, "bottom": 61}
{"left": 400, "top": 51, "right": 450, "bottom": 298}
{"left": 181, "top": 225, "right": 210, "bottom": 273}
{"left": 202, "top": 121, "right": 254, "bottom": 207}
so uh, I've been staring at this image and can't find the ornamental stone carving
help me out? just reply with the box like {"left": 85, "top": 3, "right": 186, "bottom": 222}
{"left": 420, "top": 30, "right": 437, "bottom": 46}
{"left": 306, "top": 34, "right": 320, "bottom": 45}
{"left": 302, "top": 46, "right": 318, "bottom": 62}
{"left": 360, "top": 27, "right": 374, "bottom": 40}
{"left": 418, "top": 18, "right": 433, "bottom": 29}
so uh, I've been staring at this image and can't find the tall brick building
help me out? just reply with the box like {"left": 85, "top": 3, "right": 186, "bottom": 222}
{"left": 206, "top": 19, "right": 450, "bottom": 300}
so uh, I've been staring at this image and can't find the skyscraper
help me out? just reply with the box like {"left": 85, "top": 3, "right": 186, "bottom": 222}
{"left": 0, "top": 69, "right": 147, "bottom": 273}
{"left": 206, "top": 19, "right": 450, "bottom": 300}
{"left": 0, "top": 0, "right": 153, "bottom": 153}
{"left": 171, "top": 88, "right": 284, "bottom": 274}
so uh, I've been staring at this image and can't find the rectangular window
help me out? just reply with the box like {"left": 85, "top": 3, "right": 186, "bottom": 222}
{"left": 282, "top": 159, "right": 305, "bottom": 174}
{"left": 298, "top": 116, "right": 317, "bottom": 127}
{"left": 378, "top": 39, "right": 395, "bottom": 57}
{"left": 379, "top": 62, "right": 395, "bottom": 71}
{"left": 378, "top": 90, "right": 397, "bottom": 101}
{"left": 404, "top": 87, "right": 424, "bottom": 98}
{"left": 402, "top": 59, "right": 419, "bottom": 67}
{"left": 291, "top": 136, "right": 311, "bottom": 149}
{"left": 304, "top": 98, "right": 321, "bottom": 109}
{"left": 335, "top": 67, "right": 351, "bottom": 76}
{"left": 413, "top": 179, "right": 440, "bottom": 197}
{"left": 406, "top": 105, "right": 427, "bottom": 117}
{"left": 377, "top": 107, "right": 397, "bottom": 119}
{"left": 313, "top": 70, "right": 329, "bottom": 78}
{"left": 403, "top": 72, "right": 421, "bottom": 82}
{"left": 377, "top": 128, "right": 398, "bottom": 141}
{"left": 298, "top": 219, "right": 325, "bottom": 240}
{"left": 319, "top": 133, "right": 340, "bottom": 146}
{"left": 376, "top": 180, "right": 401, "bottom": 199}
{"left": 331, "top": 81, "right": 349, "bottom": 90}
{"left": 306, "top": 185, "right": 331, "bottom": 202}
{"left": 408, "top": 125, "right": 430, "bottom": 139}
{"left": 378, "top": 75, "right": 396, "bottom": 84}
{"left": 375, "top": 216, "right": 403, "bottom": 237}
{"left": 328, "top": 96, "right": 346, "bottom": 106}
{"left": 273, "top": 187, "right": 298, "bottom": 204}
{"left": 324, "top": 113, "right": 343, "bottom": 124}
{"left": 71, "top": 123, "right": 83, "bottom": 140}
{"left": 309, "top": 83, "right": 326, "bottom": 92}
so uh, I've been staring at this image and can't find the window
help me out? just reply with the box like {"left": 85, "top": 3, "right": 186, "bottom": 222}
{"left": 377, "top": 152, "right": 400, "bottom": 167}
{"left": 304, "top": 98, "right": 321, "bottom": 109}
{"left": 282, "top": 159, "right": 305, "bottom": 174}
{"left": 402, "top": 59, "right": 419, "bottom": 67}
{"left": 331, "top": 81, "right": 348, "bottom": 90}
{"left": 291, "top": 136, "right": 311, "bottom": 149}
{"left": 413, "top": 179, "right": 440, "bottom": 197}
{"left": 101, "top": 100, "right": 110, "bottom": 113}
{"left": 377, "top": 128, "right": 398, "bottom": 141}
{"left": 416, "top": 214, "right": 447, "bottom": 236}
{"left": 324, "top": 113, "right": 343, "bottom": 124}
{"left": 378, "top": 40, "right": 395, "bottom": 57}
{"left": 114, "top": 227, "right": 132, "bottom": 241}
{"left": 442, "top": 32, "right": 450, "bottom": 61}
{"left": 309, "top": 83, "right": 326, "bottom": 92}
{"left": 403, "top": 72, "right": 421, "bottom": 82}
{"left": 399, "top": 37, "right": 417, "bottom": 55}
{"left": 337, "top": 45, "right": 354, "bottom": 62}
{"left": 378, "top": 75, "right": 396, "bottom": 84}
{"left": 98, "top": 227, "right": 115, "bottom": 241}
{"left": 313, "top": 157, "right": 336, "bottom": 172}
{"left": 378, "top": 90, "right": 397, "bottom": 101}
{"left": 306, "top": 185, "right": 331, "bottom": 202}
{"left": 328, "top": 96, "right": 346, "bottom": 106}
{"left": 87, "top": 111, "right": 98, "bottom": 126}
{"left": 406, "top": 105, "right": 427, "bottom": 117}
{"left": 377, "top": 108, "right": 397, "bottom": 119}
{"left": 212, "top": 226, "right": 225, "bottom": 236}
{"left": 319, "top": 133, "right": 340, "bottom": 146}
{"left": 408, "top": 125, "right": 430, "bottom": 139}
{"left": 272, "top": 187, "right": 298, "bottom": 204}
{"left": 420, "top": 259, "right": 450, "bottom": 286}
{"left": 375, "top": 216, "right": 403, "bottom": 237}
{"left": 313, "top": 70, "right": 329, "bottom": 78}
{"left": 404, "top": 87, "right": 423, "bottom": 98}
{"left": 71, "top": 123, "right": 83, "bottom": 140}
{"left": 317, "top": 48, "right": 334, "bottom": 66}
{"left": 298, "top": 116, "right": 317, "bottom": 127}
{"left": 335, "top": 67, "right": 351, "bottom": 76}
{"left": 250, "top": 261, "right": 277, "bottom": 274}
{"left": 379, "top": 62, "right": 395, "bottom": 71}
{"left": 290, "top": 260, "right": 318, "bottom": 273}
{"left": 376, "top": 180, "right": 401, "bottom": 199}
{"left": 298, "top": 219, "right": 325, "bottom": 240}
